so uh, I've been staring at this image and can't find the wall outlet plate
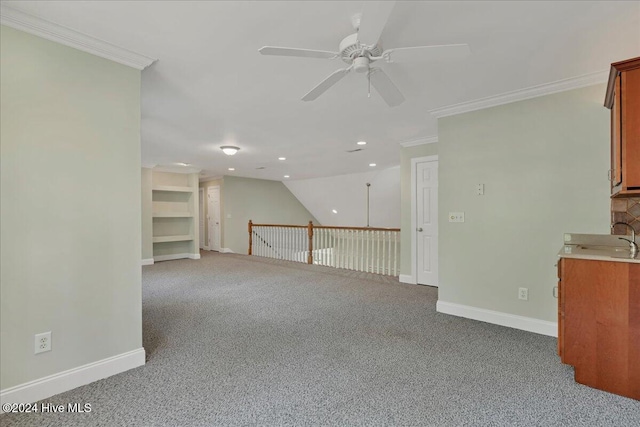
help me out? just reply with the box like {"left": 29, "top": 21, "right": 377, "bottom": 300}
{"left": 476, "top": 184, "right": 485, "bottom": 195}
{"left": 35, "top": 331, "right": 52, "bottom": 354}
{"left": 518, "top": 287, "right": 529, "bottom": 301}
{"left": 448, "top": 212, "right": 465, "bottom": 223}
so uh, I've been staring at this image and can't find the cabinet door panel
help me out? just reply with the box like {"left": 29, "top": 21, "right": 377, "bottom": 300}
{"left": 611, "top": 75, "right": 622, "bottom": 188}
{"left": 623, "top": 68, "right": 640, "bottom": 189}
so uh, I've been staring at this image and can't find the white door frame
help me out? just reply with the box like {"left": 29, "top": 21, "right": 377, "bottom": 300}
{"left": 410, "top": 155, "right": 439, "bottom": 285}
{"left": 207, "top": 185, "right": 221, "bottom": 252}
{"left": 199, "top": 187, "right": 205, "bottom": 249}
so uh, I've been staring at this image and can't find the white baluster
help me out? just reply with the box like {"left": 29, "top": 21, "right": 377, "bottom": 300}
{"left": 365, "top": 230, "right": 369, "bottom": 273}
{"left": 357, "top": 230, "right": 361, "bottom": 272}
{"left": 394, "top": 231, "right": 398, "bottom": 276}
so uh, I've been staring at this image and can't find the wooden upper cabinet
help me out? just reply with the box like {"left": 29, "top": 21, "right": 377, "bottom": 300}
{"left": 605, "top": 57, "right": 640, "bottom": 198}
{"left": 611, "top": 75, "right": 622, "bottom": 188}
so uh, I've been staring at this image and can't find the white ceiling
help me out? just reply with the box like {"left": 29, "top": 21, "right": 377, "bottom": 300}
{"left": 7, "top": 1, "right": 640, "bottom": 181}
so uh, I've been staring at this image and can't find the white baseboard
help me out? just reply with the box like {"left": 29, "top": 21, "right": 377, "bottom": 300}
{"left": 220, "top": 248, "right": 234, "bottom": 253}
{"left": 153, "top": 253, "right": 200, "bottom": 262}
{"left": 0, "top": 348, "right": 145, "bottom": 410}
{"left": 141, "top": 258, "right": 154, "bottom": 266}
{"left": 399, "top": 274, "right": 417, "bottom": 284}
{"left": 202, "top": 246, "right": 210, "bottom": 251}
{"left": 436, "top": 300, "right": 557, "bottom": 337}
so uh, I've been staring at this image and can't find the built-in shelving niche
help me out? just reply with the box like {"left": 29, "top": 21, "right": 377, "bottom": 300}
{"left": 151, "top": 171, "right": 199, "bottom": 261}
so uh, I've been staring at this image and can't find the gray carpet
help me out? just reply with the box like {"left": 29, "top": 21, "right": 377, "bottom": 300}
{"left": 2, "top": 251, "right": 639, "bottom": 426}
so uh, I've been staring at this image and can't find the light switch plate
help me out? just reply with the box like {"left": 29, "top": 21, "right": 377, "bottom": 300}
{"left": 449, "top": 212, "right": 465, "bottom": 223}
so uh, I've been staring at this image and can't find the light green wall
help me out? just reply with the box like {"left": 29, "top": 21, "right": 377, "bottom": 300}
{"left": 1, "top": 26, "right": 142, "bottom": 389}
{"left": 438, "top": 84, "right": 610, "bottom": 322}
{"left": 222, "top": 176, "right": 318, "bottom": 254}
{"left": 400, "top": 143, "right": 439, "bottom": 276}
{"left": 199, "top": 178, "right": 224, "bottom": 248}
{"left": 141, "top": 168, "right": 153, "bottom": 260}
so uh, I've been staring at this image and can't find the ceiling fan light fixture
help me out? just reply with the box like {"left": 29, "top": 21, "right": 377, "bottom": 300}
{"left": 221, "top": 146, "right": 240, "bottom": 156}
{"left": 353, "top": 56, "right": 370, "bottom": 73}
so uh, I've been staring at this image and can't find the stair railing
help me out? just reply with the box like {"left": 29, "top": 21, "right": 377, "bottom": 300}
{"left": 248, "top": 220, "right": 400, "bottom": 276}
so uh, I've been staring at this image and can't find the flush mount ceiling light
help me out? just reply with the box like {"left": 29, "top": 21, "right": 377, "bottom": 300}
{"left": 228, "top": 168, "right": 235, "bottom": 171}
{"left": 357, "top": 141, "right": 367, "bottom": 146}
{"left": 178, "top": 162, "right": 190, "bottom": 166}
{"left": 220, "top": 146, "right": 240, "bottom": 156}
{"left": 284, "top": 175, "right": 290, "bottom": 178}
{"left": 332, "top": 209, "right": 338, "bottom": 214}
{"left": 278, "top": 157, "right": 286, "bottom": 161}
{"left": 369, "top": 163, "right": 377, "bottom": 167}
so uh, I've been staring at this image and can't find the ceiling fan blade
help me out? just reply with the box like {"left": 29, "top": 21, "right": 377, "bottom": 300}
{"left": 370, "top": 68, "right": 405, "bottom": 107}
{"left": 259, "top": 46, "right": 338, "bottom": 59}
{"left": 383, "top": 44, "right": 471, "bottom": 63}
{"left": 302, "top": 68, "right": 351, "bottom": 101}
{"left": 357, "top": 1, "right": 396, "bottom": 47}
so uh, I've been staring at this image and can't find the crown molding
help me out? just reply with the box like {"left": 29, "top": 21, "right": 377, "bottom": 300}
{"left": 199, "top": 175, "right": 224, "bottom": 183}
{"left": 428, "top": 70, "right": 608, "bottom": 119}
{"left": 400, "top": 136, "right": 438, "bottom": 148}
{"left": 153, "top": 166, "right": 201, "bottom": 174}
{"left": 0, "top": 4, "right": 156, "bottom": 70}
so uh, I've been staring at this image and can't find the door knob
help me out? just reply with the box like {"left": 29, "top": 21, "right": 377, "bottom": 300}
{"left": 417, "top": 228, "right": 423, "bottom": 232}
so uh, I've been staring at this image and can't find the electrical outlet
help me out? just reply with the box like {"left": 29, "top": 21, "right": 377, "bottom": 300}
{"left": 518, "top": 288, "right": 528, "bottom": 301}
{"left": 448, "top": 212, "right": 465, "bottom": 223}
{"left": 34, "top": 332, "right": 51, "bottom": 354}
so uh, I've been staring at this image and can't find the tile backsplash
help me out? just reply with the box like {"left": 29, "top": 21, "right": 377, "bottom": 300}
{"left": 612, "top": 198, "right": 640, "bottom": 235}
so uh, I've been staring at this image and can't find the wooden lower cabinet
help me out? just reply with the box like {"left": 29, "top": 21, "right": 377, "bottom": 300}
{"left": 558, "top": 258, "right": 640, "bottom": 400}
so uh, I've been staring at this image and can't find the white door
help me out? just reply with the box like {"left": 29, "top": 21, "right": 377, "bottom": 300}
{"left": 416, "top": 161, "right": 438, "bottom": 286}
{"left": 199, "top": 188, "right": 205, "bottom": 249}
{"left": 207, "top": 186, "right": 221, "bottom": 252}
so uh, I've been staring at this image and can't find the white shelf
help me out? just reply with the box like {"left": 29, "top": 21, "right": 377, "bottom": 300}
{"left": 152, "top": 185, "right": 194, "bottom": 193}
{"left": 152, "top": 212, "right": 193, "bottom": 218}
{"left": 153, "top": 235, "right": 193, "bottom": 243}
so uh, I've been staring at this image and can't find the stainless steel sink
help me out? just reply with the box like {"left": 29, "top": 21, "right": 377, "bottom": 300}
{"left": 577, "top": 245, "right": 628, "bottom": 252}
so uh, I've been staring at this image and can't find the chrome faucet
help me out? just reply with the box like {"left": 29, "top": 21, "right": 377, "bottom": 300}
{"left": 611, "top": 222, "right": 638, "bottom": 258}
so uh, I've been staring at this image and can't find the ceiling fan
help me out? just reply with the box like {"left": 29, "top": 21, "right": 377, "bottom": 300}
{"left": 259, "top": 2, "right": 470, "bottom": 107}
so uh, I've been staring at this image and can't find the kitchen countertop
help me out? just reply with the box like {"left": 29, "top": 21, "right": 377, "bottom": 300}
{"left": 559, "top": 233, "right": 640, "bottom": 264}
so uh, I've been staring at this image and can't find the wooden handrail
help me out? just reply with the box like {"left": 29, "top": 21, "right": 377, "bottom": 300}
{"left": 248, "top": 223, "right": 308, "bottom": 228}
{"left": 249, "top": 222, "right": 399, "bottom": 232}
{"left": 315, "top": 225, "right": 400, "bottom": 232}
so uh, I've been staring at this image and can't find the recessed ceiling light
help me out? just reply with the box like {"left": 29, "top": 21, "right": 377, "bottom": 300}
{"left": 369, "top": 163, "right": 377, "bottom": 167}
{"left": 357, "top": 141, "right": 367, "bottom": 146}
{"left": 332, "top": 209, "right": 338, "bottom": 214}
{"left": 228, "top": 168, "right": 235, "bottom": 171}
{"left": 284, "top": 175, "right": 290, "bottom": 178}
{"left": 278, "top": 157, "right": 286, "bottom": 161}
{"left": 220, "top": 146, "right": 240, "bottom": 156}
